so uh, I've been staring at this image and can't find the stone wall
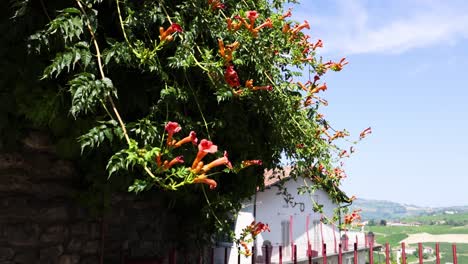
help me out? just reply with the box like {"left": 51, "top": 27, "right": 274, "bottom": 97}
{"left": 0, "top": 149, "right": 101, "bottom": 264}
{"left": 0, "top": 134, "right": 183, "bottom": 264}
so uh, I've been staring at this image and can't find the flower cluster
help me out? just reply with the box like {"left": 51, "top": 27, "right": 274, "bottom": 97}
{"left": 359, "top": 127, "right": 372, "bottom": 139}
{"left": 233, "top": 77, "right": 274, "bottom": 95}
{"left": 159, "top": 23, "right": 183, "bottom": 42}
{"left": 224, "top": 66, "right": 273, "bottom": 94}
{"left": 224, "top": 64, "right": 241, "bottom": 88}
{"left": 245, "top": 79, "right": 272, "bottom": 91}
{"left": 226, "top": 11, "right": 273, "bottom": 37}
{"left": 218, "top": 39, "right": 240, "bottom": 65}
{"left": 344, "top": 209, "right": 362, "bottom": 225}
{"left": 237, "top": 221, "right": 270, "bottom": 256}
{"left": 155, "top": 122, "right": 235, "bottom": 189}
{"left": 298, "top": 79, "right": 327, "bottom": 107}
{"left": 208, "top": 0, "right": 225, "bottom": 10}
{"left": 241, "top": 159, "right": 263, "bottom": 168}
{"left": 324, "top": 58, "right": 349, "bottom": 72}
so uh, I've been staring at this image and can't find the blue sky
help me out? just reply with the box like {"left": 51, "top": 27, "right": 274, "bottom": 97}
{"left": 294, "top": 0, "right": 468, "bottom": 207}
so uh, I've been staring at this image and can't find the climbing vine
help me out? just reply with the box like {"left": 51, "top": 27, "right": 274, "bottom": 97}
{"left": 2, "top": 0, "right": 370, "bottom": 247}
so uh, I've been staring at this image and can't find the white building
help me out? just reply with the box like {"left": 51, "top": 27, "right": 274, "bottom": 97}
{"left": 215, "top": 170, "right": 372, "bottom": 264}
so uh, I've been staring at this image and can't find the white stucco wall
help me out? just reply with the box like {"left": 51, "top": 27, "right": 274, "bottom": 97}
{"left": 252, "top": 179, "right": 340, "bottom": 261}
{"left": 217, "top": 178, "right": 368, "bottom": 264}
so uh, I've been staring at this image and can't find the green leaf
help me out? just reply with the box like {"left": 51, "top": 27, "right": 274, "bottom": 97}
{"left": 78, "top": 120, "right": 119, "bottom": 153}
{"left": 106, "top": 149, "right": 127, "bottom": 178}
{"left": 61, "top": 7, "right": 81, "bottom": 15}
{"left": 42, "top": 42, "right": 92, "bottom": 79}
{"left": 68, "top": 73, "right": 116, "bottom": 117}
{"left": 128, "top": 179, "right": 150, "bottom": 194}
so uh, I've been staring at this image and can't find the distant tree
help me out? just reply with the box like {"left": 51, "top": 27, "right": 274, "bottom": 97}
{"left": 368, "top": 219, "right": 376, "bottom": 226}
{"left": 380, "top": 219, "right": 387, "bottom": 226}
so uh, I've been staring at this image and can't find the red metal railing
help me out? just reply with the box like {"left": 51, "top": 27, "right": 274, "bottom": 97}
{"left": 125, "top": 239, "right": 461, "bottom": 264}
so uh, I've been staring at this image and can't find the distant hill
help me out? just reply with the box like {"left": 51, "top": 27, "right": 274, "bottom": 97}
{"left": 350, "top": 198, "right": 468, "bottom": 221}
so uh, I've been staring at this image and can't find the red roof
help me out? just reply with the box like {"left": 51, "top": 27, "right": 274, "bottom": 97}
{"left": 263, "top": 167, "right": 292, "bottom": 186}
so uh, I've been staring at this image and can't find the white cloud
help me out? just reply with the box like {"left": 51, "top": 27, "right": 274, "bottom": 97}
{"left": 295, "top": 0, "right": 468, "bottom": 55}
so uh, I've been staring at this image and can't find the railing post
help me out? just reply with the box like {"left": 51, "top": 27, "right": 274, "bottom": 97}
{"left": 251, "top": 246, "right": 255, "bottom": 264}
{"left": 224, "top": 247, "right": 228, "bottom": 264}
{"left": 333, "top": 227, "right": 337, "bottom": 254}
{"left": 238, "top": 247, "right": 241, "bottom": 264}
{"left": 385, "top": 243, "right": 390, "bottom": 264}
{"left": 435, "top": 243, "right": 440, "bottom": 264}
{"left": 264, "top": 246, "right": 269, "bottom": 264}
{"left": 211, "top": 248, "right": 215, "bottom": 264}
{"left": 322, "top": 243, "right": 327, "bottom": 264}
{"left": 169, "top": 249, "right": 176, "bottom": 264}
{"left": 452, "top": 244, "right": 458, "bottom": 264}
{"left": 401, "top": 242, "right": 406, "bottom": 264}
{"left": 338, "top": 244, "right": 343, "bottom": 264}
{"left": 368, "top": 246, "right": 373, "bottom": 264}
{"left": 418, "top": 243, "right": 423, "bottom": 264}
{"left": 279, "top": 245, "right": 283, "bottom": 264}
{"left": 353, "top": 242, "right": 358, "bottom": 264}
{"left": 341, "top": 234, "right": 349, "bottom": 252}
{"left": 294, "top": 244, "right": 297, "bottom": 264}
{"left": 368, "top": 232, "right": 374, "bottom": 264}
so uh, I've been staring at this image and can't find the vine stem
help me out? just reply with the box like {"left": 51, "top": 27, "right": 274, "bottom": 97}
{"left": 115, "top": 0, "right": 131, "bottom": 45}
{"left": 264, "top": 72, "right": 309, "bottom": 137}
{"left": 144, "top": 166, "right": 157, "bottom": 179}
{"left": 302, "top": 178, "right": 333, "bottom": 224}
{"left": 184, "top": 72, "right": 211, "bottom": 140}
{"left": 201, "top": 185, "right": 224, "bottom": 227}
{"left": 39, "top": 0, "right": 51, "bottom": 21}
{"left": 159, "top": 2, "right": 173, "bottom": 24}
{"left": 76, "top": 0, "right": 130, "bottom": 146}
{"left": 76, "top": 0, "right": 159, "bottom": 180}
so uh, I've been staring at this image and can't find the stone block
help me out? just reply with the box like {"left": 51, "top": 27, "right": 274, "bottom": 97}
{"left": 39, "top": 245, "right": 64, "bottom": 260}
{"left": 0, "top": 247, "right": 14, "bottom": 260}
{"left": 66, "top": 239, "right": 83, "bottom": 253}
{"left": 57, "top": 255, "right": 80, "bottom": 264}
{"left": 70, "top": 223, "right": 88, "bottom": 236}
{"left": 38, "top": 206, "right": 69, "bottom": 222}
{"left": 4, "top": 224, "right": 40, "bottom": 246}
{"left": 88, "top": 223, "right": 100, "bottom": 240}
{"left": 80, "top": 256, "right": 99, "bottom": 264}
{"left": 14, "top": 251, "right": 38, "bottom": 264}
{"left": 0, "top": 153, "right": 24, "bottom": 169}
{"left": 40, "top": 225, "right": 68, "bottom": 243}
{"left": 82, "top": 240, "right": 100, "bottom": 254}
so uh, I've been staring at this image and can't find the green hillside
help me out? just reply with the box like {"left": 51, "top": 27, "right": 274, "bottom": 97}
{"left": 350, "top": 198, "right": 409, "bottom": 220}
{"left": 351, "top": 198, "right": 468, "bottom": 221}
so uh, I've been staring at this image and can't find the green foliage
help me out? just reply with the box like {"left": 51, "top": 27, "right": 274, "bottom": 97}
{"left": 10, "top": 0, "right": 29, "bottom": 19}
{"left": 68, "top": 73, "right": 116, "bottom": 117}
{"left": 78, "top": 119, "right": 122, "bottom": 152}
{"left": 2, "top": 0, "right": 360, "bottom": 247}
{"left": 368, "top": 224, "right": 468, "bottom": 247}
{"left": 28, "top": 7, "right": 84, "bottom": 52}
{"left": 42, "top": 41, "right": 93, "bottom": 79}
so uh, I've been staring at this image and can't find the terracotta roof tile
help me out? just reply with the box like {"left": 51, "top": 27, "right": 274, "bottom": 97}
{"left": 263, "top": 167, "right": 292, "bottom": 186}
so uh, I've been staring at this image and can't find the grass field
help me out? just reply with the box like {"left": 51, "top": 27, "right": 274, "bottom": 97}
{"left": 402, "top": 212, "right": 468, "bottom": 225}
{"left": 363, "top": 224, "right": 468, "bottom": 263}
{"left": 369, "top": 242, "right": 468, "bottom": 264}
{"left": 367, "top": 224, "right": 468, "bottom": 246}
